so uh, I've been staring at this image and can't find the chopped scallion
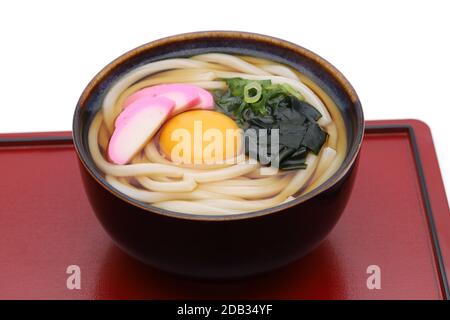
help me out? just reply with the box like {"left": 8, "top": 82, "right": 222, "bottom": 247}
{"left": 243, "top": 82, "right": 262, "bottom": 103}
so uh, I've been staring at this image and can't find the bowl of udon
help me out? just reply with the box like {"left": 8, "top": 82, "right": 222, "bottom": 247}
{"left": 73, "top": 31, "right": 364, "bottom": 278}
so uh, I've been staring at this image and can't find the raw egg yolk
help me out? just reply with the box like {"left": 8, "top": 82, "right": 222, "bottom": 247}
{"left": 159, "top": 110, "right": 241, "bottom": 165}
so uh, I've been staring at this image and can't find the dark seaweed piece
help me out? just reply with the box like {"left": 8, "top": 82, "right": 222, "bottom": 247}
{"left": 291, "top": 97, "right": 322, "bottom": 121}
{"left": 248, "top": 116, "right": 275, "bottom": 128}
{"left": 279, "top": 147, "right": 308, "bottom": 170}
{"left": 272, "top": 104, "right": 307, "bottom": 124}
{"left": 280, "top": 158, "right": 308, "bottom": 170}
{"left": 242, "top": 108, "right": 256, "bottom": 121}
{"left": 279, "top": 121, "right": 307, "bottom": 149}
{"left": 301, "top": 123, "right": 328, "bottom": 154}
{"left": 277, "top": 146, "right": 297, "bottom": 163}
{"left": 266, "top": 95, "right": 291, "bottom": 114}
{"left": 244, "top": 129, "right": 272, "bottom": 165}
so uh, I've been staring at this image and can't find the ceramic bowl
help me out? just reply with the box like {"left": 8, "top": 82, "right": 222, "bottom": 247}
{"left": 73, "top": 31, "right": 364, "bottom": 278}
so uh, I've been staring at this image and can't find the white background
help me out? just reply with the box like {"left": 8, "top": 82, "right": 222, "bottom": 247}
{"left": 0, "top": 0, "right": 448, "bottom": 199}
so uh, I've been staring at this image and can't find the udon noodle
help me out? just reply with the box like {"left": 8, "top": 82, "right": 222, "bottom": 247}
{"left": 88, "top": 53, "right": 347, "bottom": 214}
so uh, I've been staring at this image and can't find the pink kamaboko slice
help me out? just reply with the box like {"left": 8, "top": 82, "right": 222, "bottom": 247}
{"left": 124, "top": 84, "right": 214, "bottom": 114}
{"left": 124, "top": 84, "right": 199, "bottom": 113}
{"left": 195, "top": 86, "right": 214, "bottom": 109}
{"left": 108, "top": 96, "right": 175, "bottom": 165}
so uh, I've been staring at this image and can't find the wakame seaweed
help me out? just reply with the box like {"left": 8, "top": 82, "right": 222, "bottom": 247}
{"left": 214, "top": 78, "right": 328, "bottom": 170}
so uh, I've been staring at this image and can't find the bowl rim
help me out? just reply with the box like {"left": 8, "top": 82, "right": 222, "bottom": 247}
{"left": 72, "top": 30, "right": 365, "bottom": 222}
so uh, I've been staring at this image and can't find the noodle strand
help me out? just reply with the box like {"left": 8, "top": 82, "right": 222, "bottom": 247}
{"left": 88, "top": 53, "right": 346, "bottom": 215}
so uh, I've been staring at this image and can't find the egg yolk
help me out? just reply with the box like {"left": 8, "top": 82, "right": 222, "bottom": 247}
{"left": 159, "top": 110, "right": 242, "bottom": 165}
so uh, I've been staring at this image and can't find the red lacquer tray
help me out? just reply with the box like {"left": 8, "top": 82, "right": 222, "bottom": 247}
{"left": 0, "top": 120, "right": 449, "bottom": 300}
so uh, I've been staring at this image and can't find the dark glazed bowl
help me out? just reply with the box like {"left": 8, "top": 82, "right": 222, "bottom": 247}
{"left": 73, "top": 31, "right": 364, "bottom": 278}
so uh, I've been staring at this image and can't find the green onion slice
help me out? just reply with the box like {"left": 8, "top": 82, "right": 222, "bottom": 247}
{"left": 243, "top": 82, "right": 263, "bottom": 103}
